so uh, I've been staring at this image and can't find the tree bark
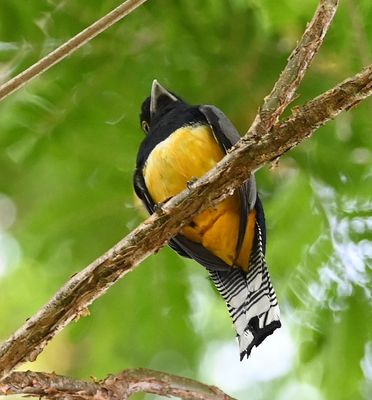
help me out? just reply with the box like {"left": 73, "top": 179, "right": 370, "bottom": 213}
{"left": 0, "top": 370, "right": 236, "bottom": 400}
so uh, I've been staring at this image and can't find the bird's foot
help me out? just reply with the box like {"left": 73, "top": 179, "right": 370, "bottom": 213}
{"left": 187, "top": 177, "right": 198, "bottom": 190}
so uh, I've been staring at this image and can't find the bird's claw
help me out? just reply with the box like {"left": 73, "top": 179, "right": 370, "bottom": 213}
{"left": 154, "top": 198, "right": 172, "bottom": 212}
{"left": 187, "top": 177, "right": 198, "bottom": 190}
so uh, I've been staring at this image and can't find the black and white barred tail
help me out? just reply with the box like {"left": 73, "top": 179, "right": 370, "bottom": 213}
{"left": 209, "top": 223, "right": 281, "bottom": 360}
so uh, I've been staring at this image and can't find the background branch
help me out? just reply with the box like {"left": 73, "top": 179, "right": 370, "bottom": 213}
{"left": 0, "top": 0, "right": 148, "bottom": 102}
{"left": 0, "top": 369, "right": 236, "bottom": 400}
{"left": 0, "top": 64, "right": 370, "bottom": 380}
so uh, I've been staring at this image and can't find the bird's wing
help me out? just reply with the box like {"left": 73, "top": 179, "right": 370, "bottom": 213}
{"left": 133, "top": 168, "right": 155, "bottom": 214}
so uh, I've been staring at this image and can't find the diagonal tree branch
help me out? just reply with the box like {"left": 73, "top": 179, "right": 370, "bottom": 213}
{"left": 0, "top": 0, "right": 148, "bottom": 102}
{"left": 0, "top": 64, "right": 370, "bottom": 380}
{"left": 0, "top": 369, "right": 236, "bottom": 400}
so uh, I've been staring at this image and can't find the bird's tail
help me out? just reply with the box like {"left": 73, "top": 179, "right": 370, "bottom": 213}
{"left": 209, "top": 223, "right": 281, "bottom": 360}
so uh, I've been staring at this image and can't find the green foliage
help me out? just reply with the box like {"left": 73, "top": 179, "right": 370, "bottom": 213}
{"left": 0, "top": 1, "right": 371, "bottom": 399}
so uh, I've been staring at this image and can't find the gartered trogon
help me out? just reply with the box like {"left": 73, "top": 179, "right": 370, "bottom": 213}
{"left": 133, "top": 80, "right": 281, "bottom": 359}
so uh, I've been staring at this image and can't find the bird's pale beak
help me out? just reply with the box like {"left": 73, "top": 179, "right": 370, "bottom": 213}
{"left": 150, "top": 79, "right": 177, "bottom": 116}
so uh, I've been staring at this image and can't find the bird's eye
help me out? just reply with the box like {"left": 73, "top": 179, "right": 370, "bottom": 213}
{"left": 141, "top": 121, "right": 150, "bottom": 133}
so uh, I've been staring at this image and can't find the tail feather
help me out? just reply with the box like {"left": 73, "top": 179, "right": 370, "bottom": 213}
{"left": 209, "top": 223, "right": 281, "bottom": 359}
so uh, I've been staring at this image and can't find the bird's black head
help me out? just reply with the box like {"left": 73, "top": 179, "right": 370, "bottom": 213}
{"left": 139, "top": 80, "right": 185, "bottom": 134}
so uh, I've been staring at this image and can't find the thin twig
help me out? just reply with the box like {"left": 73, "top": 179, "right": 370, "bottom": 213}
{"left": 0, "top": 0, "right": 148, "bottom": 102}
{"left": 250, "top": 0, "right": 339, "bottom": 135}
{"left": 0, "top": 64, "right": 370, "bottom": 380}
{"left": 0, "top": 369, "right": 236, "bottom": 400}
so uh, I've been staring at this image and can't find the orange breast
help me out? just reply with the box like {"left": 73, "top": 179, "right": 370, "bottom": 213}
{"left": 143, "top": 124, "right": 255, "bottom": 271}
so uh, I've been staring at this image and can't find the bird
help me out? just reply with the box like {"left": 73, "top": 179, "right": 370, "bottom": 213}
{"left": 133, "top": 80, "right": 281, "bottom": 359}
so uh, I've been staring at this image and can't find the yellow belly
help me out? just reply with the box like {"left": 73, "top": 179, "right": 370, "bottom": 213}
{"left": 143, "top": 124, "right": 255, "bottom": 271}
